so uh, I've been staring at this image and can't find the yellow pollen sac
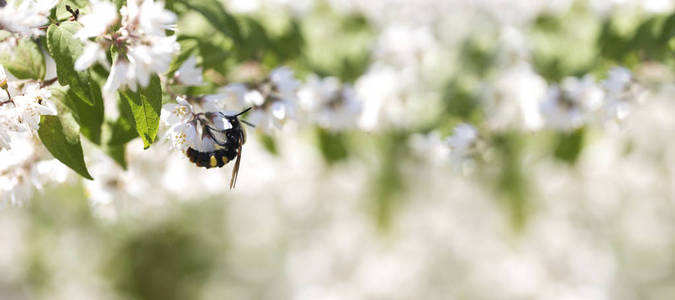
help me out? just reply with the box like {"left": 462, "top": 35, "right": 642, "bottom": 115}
{"left": 210, "top": 155, "right": 217, "bottom": 167}
{"left": 0, "top": 79, "right": 7, "bottom": 89}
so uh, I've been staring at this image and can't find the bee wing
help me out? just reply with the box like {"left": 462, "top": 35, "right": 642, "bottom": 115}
{"left": 229, "top": 135, "right": 243, "bottom": 189}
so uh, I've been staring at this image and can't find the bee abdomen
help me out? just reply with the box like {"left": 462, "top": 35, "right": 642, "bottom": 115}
{"left": 186, "top": 147, "right": 236, "bottom": 169}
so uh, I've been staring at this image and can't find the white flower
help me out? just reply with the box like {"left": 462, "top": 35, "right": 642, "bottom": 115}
{"left": 541, "top": 75, "right": 604, "bottom": 130}
{"left": 0, "top": 64, "right": 7, "bottom": 89}
{"left": 445, "top": 123, "right": 478, "bottom": 172}
{"left": 124, "top": 0, "right": 177, "bottom": 36}
{"left": 298, "top": 75, "right": 362, "bottom": 131}
{"left": 602, "top": 67, "right": 632, "bottom": 95}
{"left": 244, "top": 90, "right": 265, "bottom": 107}
{"left": 484, "top": 62, "right": 547, "bottom": 131}
{"left": 13, "top": 84, "right": 56, "bottom": 131}
{"left": 166, "top": 121, "right": 198, "bottom": 151}
{"left": 162, "top": 96, "right": 193, "bottom": 126}
{"left": 175, "top": 55, "right": 203, "bottom": 86}
{"left": 126, "top": 35, "right": 179, "bottom": 88}
{"left": 269, "top": 67, "right": 300, "bottom": 96}
{"left": 0, "top": 0, "right": 58, "bottom": 36}
{"left": 74, "top": 0, "right": 118, "bottom": 41}
{"left": 103, "top": 59, "right": 133, "bottom": 94}
{"left": 600, "top": 67, "right": 642, "bottom": 122}
{"left": 0, "top": 123, "right": 11, "bottom": 150}
{"left": 409, "top": 131, "right": 451, "bottom": 164}
{"left": 447, "top": 123, "right": 478, "bottom": 153}
{"left": 74, "top": 42, "right": 107, "bottom": 71}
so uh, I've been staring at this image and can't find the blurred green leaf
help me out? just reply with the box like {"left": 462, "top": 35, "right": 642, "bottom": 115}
{"left": 106, "top": 205, "right": 221, "bottom": 300}
{"left": 317, "top": 127, "right": 349, "bottom": 164}
{"left": 258, "top": 133, "right": 278, "bottom": 155}
{"left": 554, "top": 127, "right": 585, "bottom": 164}
{"left": 493, "top": 133, "right": 528, "bottom": 230}
{"left": 0, "top": 37, "right": 45, "bottom": 80}
{"left": 372, "top": 132, "right": 407, "bottom": 230}
{"left": 176, "top": 0, "right": 241, "bottom": 43}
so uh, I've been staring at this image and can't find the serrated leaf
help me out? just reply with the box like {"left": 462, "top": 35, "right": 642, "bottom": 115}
{"left": 0, "top": 37, "right": 45, "bottom": 80}
{"left": 119, "top": 75, "right": 162, "bottom": 149}
{"left": 46, "top": 22, "right": 99, "bottom": 106}
{"left": 38, "top": 114, "right": 93, "bottom": 180}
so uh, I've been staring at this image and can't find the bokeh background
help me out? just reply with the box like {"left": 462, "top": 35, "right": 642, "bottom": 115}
{"left": 1, "top": 0, "right": 675, "bottom": 299}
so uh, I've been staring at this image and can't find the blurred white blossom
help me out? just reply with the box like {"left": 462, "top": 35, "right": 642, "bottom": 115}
{"left": 0, "top": 0, "right": 57, "bottom": 36}
{"left": 174, "top": 55, "right": 204, "bottom": 86}
{"left": 298, "top": 75, "right": 362, "bottom": 131}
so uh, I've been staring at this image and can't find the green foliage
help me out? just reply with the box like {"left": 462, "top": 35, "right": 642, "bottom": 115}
{"left": 176, "top": 0, "right": 242, "bottom": 43}
{"left": 166, "top": 39, "right": 199, "bottom": 78}
{"left": 598, "top": 12, "right": 675, "bottom": 68}
{"left": 47, "top": 22, "right": 101, "bottom": 106}
{"left": 531, "top": 8, "right": 601, "bottom": 81}
{"left": 554, "top": 127, "right": 586, "bottom": 164}
{"left": 372, "top": 132, "right": 407, "bottom": 230}
{"left": 106, "top": 202, "right": 223, "bottom": 300}
{"left": 101, "top": 115, "right": 138, "bottom": 169}
{"left": 316, "top": 127, "right": 349, "bottom": 164}
{"left": 493, "top": 133, "right": 528, "bottom": 230}
{"left": 0, "top": 37, "right": 45, "bottom": 80}
{"left": 301, "top": 11, "right": 374, "bottom": 82}
{"left": 258, "top": 134, "right": 278, "bottom": 155}
{"left": 119, "top": 75, "right": 163, "bottom": 149}
{"left": 38, "top": 113, "right": 93, "bottom": 180}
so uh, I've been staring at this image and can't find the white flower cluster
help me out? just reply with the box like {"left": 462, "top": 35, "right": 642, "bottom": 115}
{"left": 297, "top": 75, "right": 361, "bottom": 131}
{"left": 0, "top": 66, "right": 71, "bottom": 203}
{"left": 173, "top": 55, "right": 204, "bottom": 86}
{"left": 0, "top": 0, "right": 57, "bottom": 36}
{"left": 73, "top": 0, "right": 179, "bottom": 95}
{"left": 541, "top": 67, "right": 642, "bottom": 131}
{"left": 410, "top": 123, "right": 480, "bottom": 172}
{"left": 204, "top": 67, "right": 362, "bottom": 134}
{"left": 162, "top": 96, "right": 236, "bottom": 153}
{"left": 0, "top": 65, "right": 57, "bottom": 150}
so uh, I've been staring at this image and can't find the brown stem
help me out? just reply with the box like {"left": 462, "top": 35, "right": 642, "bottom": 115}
{"left": 41, "top": 77, "right": 58, "bottom": 88}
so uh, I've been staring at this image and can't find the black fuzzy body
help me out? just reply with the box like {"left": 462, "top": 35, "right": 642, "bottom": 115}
{"left": 186, "top": 116, "right": 245, "bottom": 169}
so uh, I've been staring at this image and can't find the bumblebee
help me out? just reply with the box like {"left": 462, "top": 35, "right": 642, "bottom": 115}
{"left": 186, "top": 107, "right": 253, "bottom": 188}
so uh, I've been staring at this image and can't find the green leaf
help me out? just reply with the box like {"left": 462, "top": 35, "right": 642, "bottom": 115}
{"left": 176, "top": 0, "right": 241, "bottom": 42}
{"left": 46, "top": 22, "right": 100, "bottom": 106}
{"left": 316, "top": 128, "right": 348, "bottom": 164}
{"left": 554, "top": 127, "right": 585, "bottom": 164}
{"left": 52, "top": 0, "right": 90, "bottom": 20}
{"left": 50, "top": 83, "right": 104, "bottom": 144}
{"left": 0, "top": 37, "right": 45, "bottom": 80}
{"left": 38, "top": 114, "right": 93, "bottom": 180}
{"left": 119, "top": 75, "right": 162, "bottom": 149}
{"left": 258, "top": 134, "right": 278, "bottom": 155}
{"left": 101, "top": 118, "right": 136, "bottom": 169}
